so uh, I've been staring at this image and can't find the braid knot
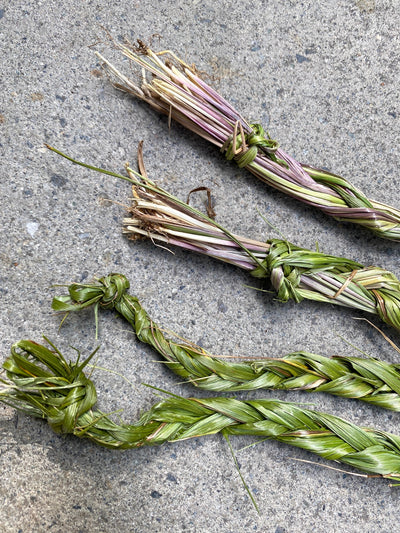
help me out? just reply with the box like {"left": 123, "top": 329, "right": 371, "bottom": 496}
{"left": 53, "top": 273, "right": 130, "bottom": 314}
{"left": 222, "top": 122, "right": 280, "bottom": 168}
{"left": 97, "top": 273, "right": 130, "bottom": 309}
{"left": 251, "top": 239, "right": 308, "bottom": 303}
{"left": 7, "top": 340, "right": 98, "bottom": 435}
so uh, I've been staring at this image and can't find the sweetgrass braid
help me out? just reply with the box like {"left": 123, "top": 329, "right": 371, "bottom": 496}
{"left": 95, "top": 42, "right": 400, "bottom": 240}
{"left": 45, "top": 145, "right": 400, "bottom": 332}
{"left": 120, "top": 174, "right": 400, "bottom": 332}
{"left": 2, "top": 338, "right": 400, "bottom": 481}
{"left": 53, "top": 273, "right": 400, "bottom": 410}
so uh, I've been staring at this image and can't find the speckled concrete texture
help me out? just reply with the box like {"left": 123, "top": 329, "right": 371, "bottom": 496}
{"left": 1, "top": 1, "right": 400, "bottom": 531}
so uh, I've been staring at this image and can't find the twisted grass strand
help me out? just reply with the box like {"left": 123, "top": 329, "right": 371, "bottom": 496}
{"left": 53, "top": 273, "right": 400, "bottom": 410}
{"left": 2, "top": 339, "right": 400, "bottom": 482}
{"left": 95, "top": 42, "right": 400, "bottom": 240}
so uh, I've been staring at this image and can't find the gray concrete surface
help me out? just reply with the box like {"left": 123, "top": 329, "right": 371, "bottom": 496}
{"left": 1, "top": 0, "right": 400, "bottom": 531}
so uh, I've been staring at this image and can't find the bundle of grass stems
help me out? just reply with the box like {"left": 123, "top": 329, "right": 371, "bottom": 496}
{"left": 2, "top": 338, "right": 400, "bottom": 485}
{"left": 53, "top": 272, "right": 400, "bottom": 410}
{"left": 95, "top": 40, "right": 400, "bottom": 241}
{"left": 46, "top": 144, "right": 400, "bottom": 332}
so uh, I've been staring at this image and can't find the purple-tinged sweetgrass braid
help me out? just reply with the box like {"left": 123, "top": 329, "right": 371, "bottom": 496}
{"left": 45, "top": 144, "right": 400, "bottom": 333}
{"left": 95, "top": 41, "right": 400, "bottom": 240}
{"left": 120, "top": 169, "right": 400, "bottom": 332}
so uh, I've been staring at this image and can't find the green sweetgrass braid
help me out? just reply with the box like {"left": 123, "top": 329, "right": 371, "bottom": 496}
{"left": 53, "top": 273, "right": 400, "bottom": 410}
{"left": 2, "top": 338, "right": 400, "bottom": 483}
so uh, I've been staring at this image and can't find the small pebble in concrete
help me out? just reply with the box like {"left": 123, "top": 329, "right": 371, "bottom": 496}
{"left": 26, "top": 222, "right": 39, "bottom": 237}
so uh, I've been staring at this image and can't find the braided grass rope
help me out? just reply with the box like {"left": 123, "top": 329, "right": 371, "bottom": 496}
{"left": 2, "top": 339, "right": 400, "bottom": 483}
{"left": 95, "top": 40, "right": 400, "bottom": 240}
{"left": 53, "top": 273, "right": 400, "bottom": 410}
{"left": 46, "top": 144, "right": 400, "bottom": 332}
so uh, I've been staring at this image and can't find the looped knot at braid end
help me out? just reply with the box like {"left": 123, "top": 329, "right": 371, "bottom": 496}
{"left": 250, "top": 238, "right": 376, "bottom": 308}
{"left": 221, "top": 122, "right": 280, "bottom": 168}
{"left": 52, "top": 273, "right": 130, "bottom": 314}
{"left": 3, "top": 339, "right": 98, "bottom": 435}
{"left": 250, "top": 239, "right": 305, "bottom": 303}
{"left": 98, "top": 273, "right": 131, "bottom": 309}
